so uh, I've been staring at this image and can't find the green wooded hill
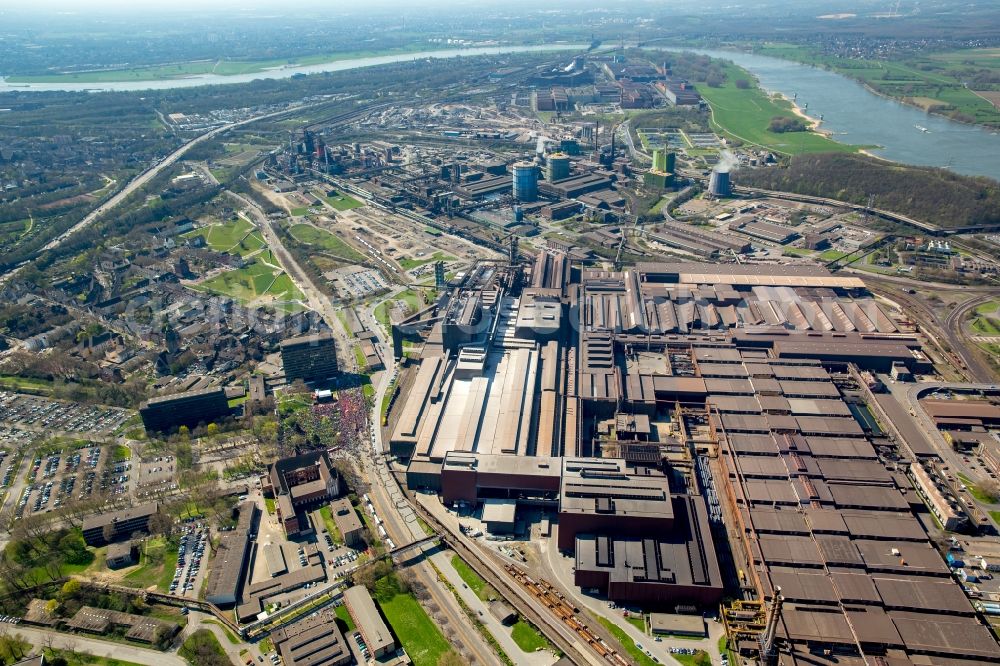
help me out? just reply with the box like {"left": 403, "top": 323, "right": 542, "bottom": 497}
{"left": 738, "top": 153, "right": 1000, "bottom": 229}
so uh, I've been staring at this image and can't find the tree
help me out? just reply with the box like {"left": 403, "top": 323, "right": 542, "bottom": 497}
{"left": 735, "top": 79, "right": 750, "bottom": 89}
{"left": 60, "top": 578, "right": 81, "bottom": 601}
{"left": 975, "top": 479, "right": 1000, "bottom": 503}
{"left": 206, "top": 422, "right": 219, "bottom": 439}
{"left": 148, "top": 511, "right": 175, "bottom": 538}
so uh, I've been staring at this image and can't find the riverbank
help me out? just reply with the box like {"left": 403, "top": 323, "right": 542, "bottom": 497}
{"left": 0, "top": 43, "right": 588, "bottom": 93}
{"left": 753, "top": 43, "right": 1000, "bottom": 131}
{"left": 693, "top": 60, "right": 860, "bottom": 155}
{"left": 647, "top": 46, "right": 1000, "bottom": 180}
{"left": 4, "top": 44, "right": 451, "bottom": 84}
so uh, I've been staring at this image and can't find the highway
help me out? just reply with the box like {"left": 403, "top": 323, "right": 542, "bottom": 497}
{"left": 0, "top": 102, "right": 316, "bottom": 292}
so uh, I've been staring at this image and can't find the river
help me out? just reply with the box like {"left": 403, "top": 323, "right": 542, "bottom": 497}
{"left": 5, "top": 42, "right": 999, "bottom": 180}
{"left": 0, "top": 43, "right": 586, "bottom": 94}
{"left": 664, "top": 48, "right": 1000, "bottom": 180}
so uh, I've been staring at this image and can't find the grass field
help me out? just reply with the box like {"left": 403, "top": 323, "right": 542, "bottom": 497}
{"left": 958, "top": 473, "right": 997, "bottom": 503}
{"left": 334, "top": 604, "right": 355, "bottom": 631}
{"left": 194, "top": 259, "right": 304, "bottom": 306}
{"left": 511, "top": 619, "right": 553, "bottom": 654}
{"left": 373, "top": 575, "right": 452, "bottom": 666}
{"left": 44, "top": 649, "right": 145, "bottom": 666}
{"left": 970, "top": 301, "right": 1000, "bottom": 336}
{"left": 0, "top": 374, "right": 54, "bottom": 394}
{"left": 398, "top": 251, "right": 454, "bottom": 271}
{"left": 6, "top": 44, "right": 446, "bottom": 84}
{"left": 287, "top": 223, "right": 367, "bottom": 263}
{"left": 450, "top": 555, "right": 497, "bottom": 601}
{"left": 321, "top": 190, "right": 364, "bottom": 211}
{"left": 182, "top": 217, "right": 265, "bottom": 257}
{"left": 123, "top": 537, "right": 178, "bottom": 592}
{"left": 698, "top": 61, "right": 860, "bottom": 155}
{"left": 374, "top": 290, "right": 426, "bottom": 327}
{"left": 319, "top": 504, "right": 342, "bottom": 543}
{"left": 596, "top": 617, "right": 658, "bottom": 666}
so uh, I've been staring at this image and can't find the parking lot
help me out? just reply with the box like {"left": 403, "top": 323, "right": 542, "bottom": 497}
{"left": 170, "top": 524, "right": 207, "bottom": 596}
{"left": 324, "top": 266, "right": 389, "bottom": 299}
{"left": 0, "top": 391, "right": 130, "bottom": 435}
{"left": 135, "top": 456, "right": 178, "bottom": 499}
{"left": 14, "top": 443, "right": 127, "bottom": 519}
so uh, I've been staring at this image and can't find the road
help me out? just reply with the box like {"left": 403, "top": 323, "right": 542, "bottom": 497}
{"left": 943, "top": 292, "right": 999, "bottom": 383}
{"left": 228, "top": 191, "right": 357, "bottom": 375}
{"left": 866, "top": 277, "right": 995, "bottom": 383}
{"left": 10, "top": 625, "right": 187, "bottom": 666}
{"left": 359, "top": 440, "right": 497, "bottom": 664}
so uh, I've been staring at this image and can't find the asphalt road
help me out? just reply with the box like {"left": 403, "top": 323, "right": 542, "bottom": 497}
{"left": 10, "top": 625, "right": 187, "bottom": 666}
{"left": 227, "top": 191, "right": 357, "bottom": 374}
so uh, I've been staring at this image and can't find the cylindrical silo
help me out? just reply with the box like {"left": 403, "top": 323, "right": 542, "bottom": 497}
{"left": 545, "top": 153, "right": 571, "bottom": 182}
{"left": 512, "top": 161, "right": 539, "bottom": 201}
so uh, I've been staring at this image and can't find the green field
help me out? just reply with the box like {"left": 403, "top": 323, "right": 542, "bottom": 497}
{"left": 450, "top": 555, "right": 495, "bottom": 601}
{"left": 123, "top": 537, "right": 178, "bottom": 592}
{"left": 398, "top": 251, "right": 454, "bottom": 271}
{"left": 44, "top": 649, "right": 146, "bottom": 666}
{"left": 319, "top": 505, "right": 342, "bottom": 543}
{"left": 697, "top": 61, "right": 860, "bottom": 155}
{"left": 182, "top": 217, "right": 265, "bottom": 257}
{"left": 6, "top": 44, "right": 450, "bottom": 84}
{"left": 287, "top": 223, "right": 367, "bottom": 263}
{"left": 758, "top": 44, "right": 1000, "bottom": 129}
{"left": 374, "top": 290, "right": 425, "bottom": 327}
{"left": 334, "top": 603, "right": 355, "bottom": 631}
{"left": 374, "top": 575, "right": 452, "bottom": 666}
{"left": 194, "top": 259, "right": 304, "bottom": 306}
{"left": 511, "top": 619, "right": 553, "bottom": 654}
{"left": 970, "top": 301, "right": 1000, "bottom": 336}
{"left": 321, "top": 190, "right": 364, "bottom": 211}
{"left": 596, "top": 617, "right": 658, "bottom": 666}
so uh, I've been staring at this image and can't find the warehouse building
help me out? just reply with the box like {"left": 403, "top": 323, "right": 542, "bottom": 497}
{"left": 272, "top": 611, "right": 351, "bottom": 666}
{"left": 344, "top": 585, "right": 396, "bottom": 659}
{"left": 205, "top": 502, "right": 259, "bottom": 606}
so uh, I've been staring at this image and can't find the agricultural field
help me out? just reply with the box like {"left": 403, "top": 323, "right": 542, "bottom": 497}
{"left": 182, "top": 217, "right": 265, "bottom": 257}
{"left": 697, "top": 61, "right": 860, "bottom": 155}
{"left": 757, "top": 44, "right": 1000, "bottom": 129}
{"left": 287, "top": 223, "right": 367, "bottom": 263}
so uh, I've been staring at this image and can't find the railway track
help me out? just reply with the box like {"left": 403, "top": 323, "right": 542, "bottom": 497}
{"left": 412, "top": 501, "right": 620, "bottom": 666}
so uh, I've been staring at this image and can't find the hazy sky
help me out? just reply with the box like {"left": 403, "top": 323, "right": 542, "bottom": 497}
{"left": 2, "top": 0, "right": 642, "bottom": 10}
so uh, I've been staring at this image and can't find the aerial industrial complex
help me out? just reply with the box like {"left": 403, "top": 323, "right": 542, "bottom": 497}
{"left": 387, "top": 250, "right": 1000, "bottom": 665}
{"left": 5, "top": 33, "right": 1000, "bottom": 666}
